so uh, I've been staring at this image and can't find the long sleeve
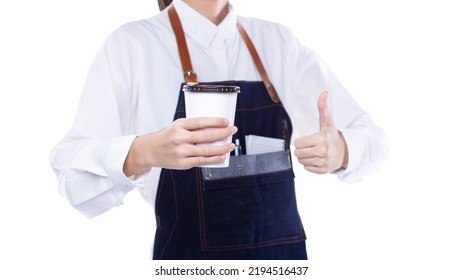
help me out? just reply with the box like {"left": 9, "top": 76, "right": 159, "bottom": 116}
{"left": 49, "top": 29, "right": 145, "bottom": 217}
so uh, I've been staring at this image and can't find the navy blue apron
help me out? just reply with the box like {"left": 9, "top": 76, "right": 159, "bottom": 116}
{"left": 153, "top": 6, "right": 307, "bottom": 260}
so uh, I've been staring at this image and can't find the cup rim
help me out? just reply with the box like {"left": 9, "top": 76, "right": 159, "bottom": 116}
{"left": 183, "top": 84, "right": 240, "bottom": 93}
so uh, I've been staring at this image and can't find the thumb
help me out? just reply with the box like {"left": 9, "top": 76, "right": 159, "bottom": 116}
{"left": 318, "top": 90, "right": 334, "bottom": 130}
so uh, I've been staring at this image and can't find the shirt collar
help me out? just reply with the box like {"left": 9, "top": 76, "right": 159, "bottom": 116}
{"left": 172, "top": 0, "right": 238, "bottom": 48}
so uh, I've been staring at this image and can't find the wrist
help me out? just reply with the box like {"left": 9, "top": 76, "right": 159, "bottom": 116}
{"left": 123, "top": 136, "right": 151, "bottom": 177}
{"left": 338, "top": 131, "right": 349, "bottom": 169}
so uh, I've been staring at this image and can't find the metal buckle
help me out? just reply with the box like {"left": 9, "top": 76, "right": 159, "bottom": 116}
{"left": 184, "top": 70, "right": 198, "bottom": 85}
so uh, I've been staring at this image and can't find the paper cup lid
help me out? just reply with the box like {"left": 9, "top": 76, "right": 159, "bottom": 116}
{"left": 183, "top": 85, "right": 240, "bottom": 93}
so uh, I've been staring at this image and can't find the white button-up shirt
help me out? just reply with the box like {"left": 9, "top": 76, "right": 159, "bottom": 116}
{"left": 49, "top": 0, "right": 388, "bottom": 217}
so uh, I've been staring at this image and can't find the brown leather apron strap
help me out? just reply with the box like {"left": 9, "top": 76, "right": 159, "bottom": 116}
{"left": 167, "top": 5, "right": 280, "bottom": 102}
{"left": 168, "top": 5, "right": 198, "bottom": 85}
{"left": 236, "top": 23, "right": 280, "bottom": 103}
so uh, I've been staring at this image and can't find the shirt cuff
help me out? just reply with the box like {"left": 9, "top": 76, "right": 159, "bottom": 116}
{"left": 105, "top": 135, "right": 148, "bottom": 191}
{"left": 333, "top": 126, "right": 367, "bottom": 183}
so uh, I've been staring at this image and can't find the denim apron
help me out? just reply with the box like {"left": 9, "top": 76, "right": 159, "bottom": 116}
{"left": 153, "top": 6, "right": 307, "bottom": 260}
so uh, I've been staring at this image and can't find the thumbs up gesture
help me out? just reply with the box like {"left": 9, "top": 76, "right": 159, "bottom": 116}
{"left": 294, "top": 91, "right": 348, "bottom": 174}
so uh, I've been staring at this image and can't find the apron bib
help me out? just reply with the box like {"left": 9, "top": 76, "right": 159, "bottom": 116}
{"left": 153, "top": 5, "right": 306, "bottom": 260}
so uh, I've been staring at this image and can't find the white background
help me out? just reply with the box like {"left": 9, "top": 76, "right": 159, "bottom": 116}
{"left": 1, "top": 0, "right": 462, "bottom": 279}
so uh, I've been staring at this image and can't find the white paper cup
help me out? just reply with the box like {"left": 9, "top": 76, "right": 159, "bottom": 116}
{"left": 183, "top": 84, "right": 240, "bottom": 168}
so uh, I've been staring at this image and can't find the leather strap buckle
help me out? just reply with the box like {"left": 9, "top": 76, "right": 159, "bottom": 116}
{"left": 184, "top": 70, "right": 198, "bottom": 85}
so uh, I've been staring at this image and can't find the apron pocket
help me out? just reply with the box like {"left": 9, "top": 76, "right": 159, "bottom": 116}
{"left": 201, "top": 150, "right": 292, "bottom": 190}
{"left": 197, "top": 151, "right": 305, "bottom": 251}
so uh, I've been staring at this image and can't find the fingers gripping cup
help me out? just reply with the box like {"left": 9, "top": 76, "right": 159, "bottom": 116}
{"left": 183, "top": 84, "right": 240, "bottom": 168}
